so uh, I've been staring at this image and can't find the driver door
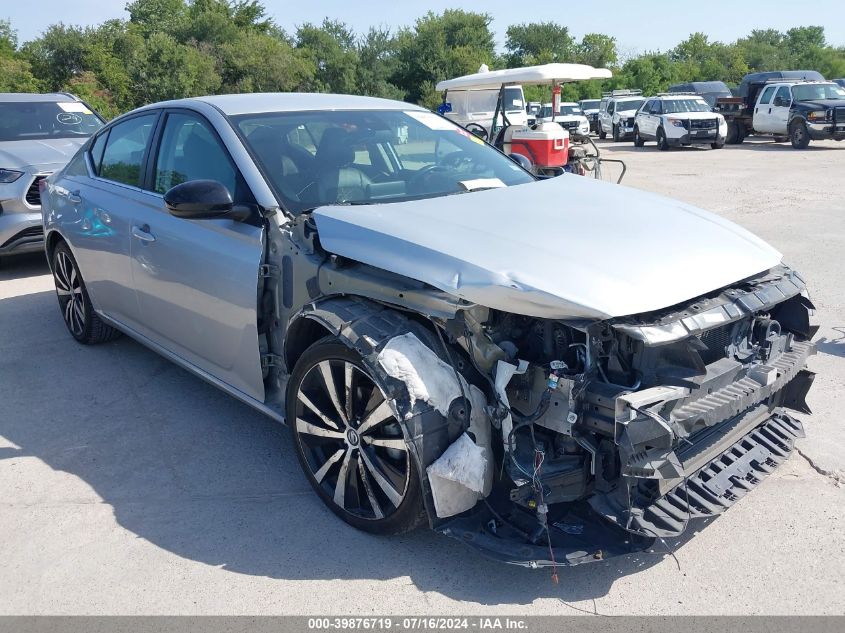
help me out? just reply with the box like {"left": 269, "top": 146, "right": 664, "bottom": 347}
{"left": 128, "top": 109, "right": 266, "bottom": 401}
{"left": 770, "top": 86, "right": 792, "bottom": 135}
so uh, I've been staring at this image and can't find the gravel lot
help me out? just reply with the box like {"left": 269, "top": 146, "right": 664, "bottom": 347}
{"left": 1, "top": 137, "right": 843, "bottom": 615}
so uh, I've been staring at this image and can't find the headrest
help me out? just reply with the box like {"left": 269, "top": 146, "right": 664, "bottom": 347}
{"left": 316, "top": 127, "right": 355, "bottom": 168}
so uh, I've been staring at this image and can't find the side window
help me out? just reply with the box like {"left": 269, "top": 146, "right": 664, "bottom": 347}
{"left": 775, "top": 86, "right": 791, "bottom": 104}
{"left": 100, "top": 115, "right": 157, "bottom": 187}
{"left": 654, "top": 101, "right": 663, "bottom": 114}
{"left": 608, "top": 101, "right": 615, "bottom": 115}
{"left": 643, "top": 100, "right": 654, "bottom": 114}
{"left": 154, "top": 112, "right": 237, "bottom": 196}
{"left": 89, "top": 131, "right": 109, "bottom": 175}
{"left": 758, "top": 86, "right": 777, "bottom": 105}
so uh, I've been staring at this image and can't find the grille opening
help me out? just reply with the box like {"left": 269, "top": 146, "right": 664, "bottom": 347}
{"left": 697, "top": 323, "right": 735, "bottom": 365}
{"left": 25, "top": 176, "right": 46, "bottom": 207}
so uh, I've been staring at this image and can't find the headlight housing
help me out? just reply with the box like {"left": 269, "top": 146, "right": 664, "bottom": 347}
{"left": 807, "top": 110, "right": 828, "bottom": 122}
{"left": 0, "top": 169, "right": 24, "bottom": 183}
{"left": 667, "top": 118, "right": 687, "bottom": 128}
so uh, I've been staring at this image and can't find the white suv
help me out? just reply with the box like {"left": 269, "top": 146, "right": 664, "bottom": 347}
{"left": 634, "top": 94, "right": 728, "bottom": 150}
{"left": 535, "top": 102, "right": 590, "bottom": 137}
{"left": 598, "top": 91, "right": 645, "bottom": 141}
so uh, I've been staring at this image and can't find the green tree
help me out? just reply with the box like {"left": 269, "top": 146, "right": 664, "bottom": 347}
{"left": 394, "top": 10, "right": 495, "bottom": 104}
{"left": 504, "top": 22, "right": 574, "bottom": 67}
{"left": 218, "top": 31, "right": 312, "bottom": 93}
{"left": 296, "top": 19, "right": 359, "bottom": 94}
{"left": 576, "top": 33, "right": 617, "bottom": 69}
{"left": 356, "top": 28, "right": 404, "bottom": 100}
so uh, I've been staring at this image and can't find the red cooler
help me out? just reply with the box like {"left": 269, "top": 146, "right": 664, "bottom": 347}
{"left": 508, "top": 123, "right": 569, "bottom": 168}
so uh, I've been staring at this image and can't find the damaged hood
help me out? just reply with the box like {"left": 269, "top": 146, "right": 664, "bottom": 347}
{"left": 313, "top": 176, "right": 782, "bottom": 319}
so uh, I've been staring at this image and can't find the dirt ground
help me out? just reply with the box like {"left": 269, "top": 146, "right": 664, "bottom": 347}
{"left": 1, "top": 136, "right": 843, "bottom": 615}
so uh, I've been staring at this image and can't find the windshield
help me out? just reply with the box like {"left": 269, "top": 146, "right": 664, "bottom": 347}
{"left": 503, "top": 87, "right": 525, "bottom": 113}
{"left": 451, "top": 88, "right": 525, "bottom": 115}
{"left": 616, "top": 99, "right": 645, "bottom": 112}
{"left": 792, "top": 83, "right": 845, "bottom": 101}
{"left": 580, "top": 100, "right": 600, "bottom": 110}
{"left": 662, "top": 98, "right": 712, "bottom": 113}
{"left": 559, "top": 105, "right": 582, "bottom": 116}
{"left": 235, "top": 109, "right": 535, "bottom": 214}
{"left": 0, "top": 102, "right": 103, "bottom": 142}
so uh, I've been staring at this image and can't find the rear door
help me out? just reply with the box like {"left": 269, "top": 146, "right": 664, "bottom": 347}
{"left": 753, "top": 85, "right": 778, "bottom": 132}
{"left": 64, "top": 112, "right": 160, "bottom": 328}
{"left": 128, "top": 109, "right": 266, "bottom": 401}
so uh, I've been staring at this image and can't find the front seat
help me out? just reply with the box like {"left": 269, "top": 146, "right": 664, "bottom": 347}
{"left": 315, "top": 128, "right": 372, "bottom": 203}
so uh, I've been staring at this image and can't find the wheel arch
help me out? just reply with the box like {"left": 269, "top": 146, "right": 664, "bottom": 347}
{"left": 284, "top": 295, "right": 476, "bottom": 528}
{"left": 44, "top": 229, "right": 68, "bottom": 269}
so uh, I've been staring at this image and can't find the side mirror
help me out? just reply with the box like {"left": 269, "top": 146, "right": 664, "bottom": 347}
{"left": 509, "top": 152, "right": 533, "bottom": 171}
{"left": 164, "top": 180, "right": 251, "bottom": 221}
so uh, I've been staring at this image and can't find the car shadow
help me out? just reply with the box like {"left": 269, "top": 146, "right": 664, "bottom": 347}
{"left": 0, "top": 251, "right": 50, "bottom": 280}
{"left": 0, "top": 289, "right": 702, "bottom": 605}
{"left": 816, "top": 327, "right": 845, "bottom": 358}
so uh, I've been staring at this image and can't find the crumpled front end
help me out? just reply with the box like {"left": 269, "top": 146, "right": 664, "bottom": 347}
{"left": 430, "top": 264, "right": 817, "bottom": 566}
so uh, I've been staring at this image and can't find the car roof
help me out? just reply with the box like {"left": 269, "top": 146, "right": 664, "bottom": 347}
{"left": 0, "top": 92, "right": 81, "bottom": 103}
{"left": 653, "top": 94, "right": 706, "bottom": 100}
{"left": 133, "top": 93, "right": 427, "bottom": 117}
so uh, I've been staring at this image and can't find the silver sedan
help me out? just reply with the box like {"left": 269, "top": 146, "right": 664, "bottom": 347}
{"left": 41, "top": 93, "right": 817, "bottom": 567}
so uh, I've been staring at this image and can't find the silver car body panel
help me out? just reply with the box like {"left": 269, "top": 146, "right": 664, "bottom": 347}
{"left": 314, "top": 174, "right": 782, "bottom": 320}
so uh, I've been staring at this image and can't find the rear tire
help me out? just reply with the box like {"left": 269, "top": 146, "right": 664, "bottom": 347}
{"left": 773, "top": 135, "right": 788, "bottom": 143}
{"left": 656, "top": 127, "right": 670, "bottom": 151}
{"left": 633, "top": 126, "right": 645, "bottom": 147}
{"left": 51, "top": 242, "right": 121, "bottom": 344}
{"left": 790, "top": 121, "right": 811, "bottom": 149}
{"left": 287, "top": 338, "right": 425, "bottom": 535}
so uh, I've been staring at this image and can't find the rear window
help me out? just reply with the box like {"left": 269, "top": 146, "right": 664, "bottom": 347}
{"left": 0, "top": 101, "right": 103, "bottom": 142}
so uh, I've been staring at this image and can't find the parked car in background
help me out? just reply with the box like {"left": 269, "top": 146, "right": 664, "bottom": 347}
{"left": 668, "top": 81, "right": 732, "bottom": 107}
{"left": 0, "top": 93, "right": 103, "bottom": 266}
{"left": 634, "top": 94, "right": 727, "bottom": 150}
{"left": 535, "top": 102, "right": 590, "bottom": 136}
{"left": 713, "top": 70, "right": 839, "bottom": 147}
{"left": 41, "top": 92, "right": 817, "bottom": 568}
{"left": 578, "top": 98, "right": 601, "bottom": 133}
{"left": 598, "top": 90, "right": 645, "bottom": 141}
{"left": 832, "top": 79, "right": 845, "bottom": 89}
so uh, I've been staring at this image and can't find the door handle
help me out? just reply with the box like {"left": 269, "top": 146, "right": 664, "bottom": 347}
{"left": 67, "top": 190, "right": 81, "bottom": 204}
{"left": 131, "top": 225, "right": 156, "bottom": 243}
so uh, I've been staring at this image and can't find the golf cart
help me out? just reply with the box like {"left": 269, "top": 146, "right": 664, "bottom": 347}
{"left": 436, "top": 63, "right": 626, "bottom": 182}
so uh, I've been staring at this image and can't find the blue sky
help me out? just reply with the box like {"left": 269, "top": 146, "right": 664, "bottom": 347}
{"left": 4, "top": 0, "right": 845, "bottom": 54}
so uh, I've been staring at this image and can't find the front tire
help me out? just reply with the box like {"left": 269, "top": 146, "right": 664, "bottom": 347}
{"left": 633, "top": 126, "right": 645, "bottom": 147}
{"left": 599, "top": 125, "right": 607, "bottom": 140}
{"left": 287, "top": 338, "right": 425, "bottom": 535}
{"left": 51, "top": 242, "right": 120, "bottom": 344}
{"left": 790, "top": 121, "right": 811, "bottom": 149}
{"left": 612, "top": 123, "right": 620, "bottom": 142}
{"left": 711, "top": 139, "right": 725, "bottom": 149}
{"left": 656, "top": 127, "right": 670, "bottom": 151}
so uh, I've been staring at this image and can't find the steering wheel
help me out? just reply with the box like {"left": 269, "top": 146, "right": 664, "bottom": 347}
{"left": 408, "top": 164, "right": 450, "bottom": 191}
{"left": 464, "top": 123, "right": 488, "bottom": 140}
{"left": 439, "top": 151, "right": 474, "bottom": 171}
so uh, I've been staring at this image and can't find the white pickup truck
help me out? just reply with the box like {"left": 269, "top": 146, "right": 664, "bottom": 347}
{"left": 716, "top": 71, "right": 845, "bottom": 148}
